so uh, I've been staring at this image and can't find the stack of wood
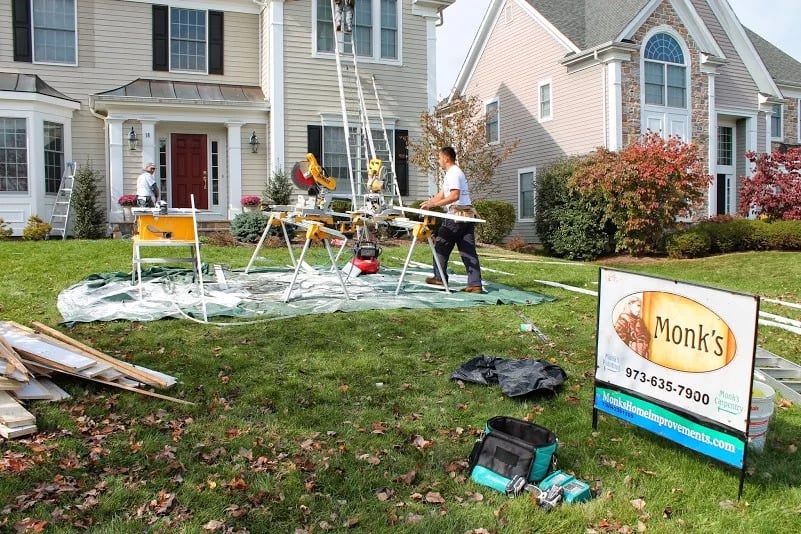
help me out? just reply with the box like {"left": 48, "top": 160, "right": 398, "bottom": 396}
{"left": 0, "top": 320, "right": 187, "bottom": 439}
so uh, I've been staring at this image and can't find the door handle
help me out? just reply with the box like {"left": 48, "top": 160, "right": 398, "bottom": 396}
{"left": 203, "top": 171, "right": 208, "bottom": 190}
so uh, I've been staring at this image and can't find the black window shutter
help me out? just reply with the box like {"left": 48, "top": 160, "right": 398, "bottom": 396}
{"left": 307, "top": 125, "right": 323, "bottom": 166}
{"left": 209, "top": 11, "right": 224, "bottom": 75}
{"left": 12, "top": 0, "right": 32, "bottom": 62}
{"left": 152, "top": 5, "right": 169, "bottom": 71}
{"left": 394, "top": 129, "right": 409, "bottom": 196}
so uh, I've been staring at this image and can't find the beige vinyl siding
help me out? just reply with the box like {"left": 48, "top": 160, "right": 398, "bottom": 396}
{"left": 0, "top": 0, "right": 260, "bottom": 211}
{"left": 690, "top": 0, "right": 758, "bottom": 113}
{"left": 464, "top": 0, "right": 605, "bottom": 241}
{"left": 241, "top": 122, "right": 269, "bottom": 197}
{"left": 281, "top": 0, "right": 429, "bottom": 200}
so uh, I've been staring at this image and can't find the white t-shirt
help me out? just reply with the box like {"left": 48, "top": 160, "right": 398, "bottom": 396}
{"left": 442, "top": 164, "right": 471, "bottom": 208}
{"left": 136, "top": 171, "right": 157, "bottom": 201}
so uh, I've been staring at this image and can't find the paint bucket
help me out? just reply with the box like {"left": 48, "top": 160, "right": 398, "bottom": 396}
{"left": 747, "top": 380, "right": 776, "bottom": 451}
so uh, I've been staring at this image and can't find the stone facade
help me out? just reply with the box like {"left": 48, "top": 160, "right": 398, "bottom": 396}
{"left": 620, "top": 1, "right": 710, "bottom": 164}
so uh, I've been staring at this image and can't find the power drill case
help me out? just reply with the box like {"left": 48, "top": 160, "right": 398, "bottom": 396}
{"left": 468, "top": 416, "right": 558, "bottom": 494}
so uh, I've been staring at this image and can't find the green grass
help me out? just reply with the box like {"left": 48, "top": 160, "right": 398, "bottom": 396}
{"left": 1, "top": 240, "right": 801, "bottom": 533}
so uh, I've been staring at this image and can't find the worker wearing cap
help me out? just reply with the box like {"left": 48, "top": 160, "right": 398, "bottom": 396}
{"left": 136, "top": 162, "right": 159, "bottom": 207}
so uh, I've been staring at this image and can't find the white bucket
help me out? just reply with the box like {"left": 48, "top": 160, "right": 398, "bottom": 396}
{"left": 747, "top": 380, "right": 776, "bottom": 451}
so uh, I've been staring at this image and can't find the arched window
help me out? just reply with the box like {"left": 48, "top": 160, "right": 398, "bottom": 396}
{"left": 643, "top": 33, "right": 687, "bottom": 108}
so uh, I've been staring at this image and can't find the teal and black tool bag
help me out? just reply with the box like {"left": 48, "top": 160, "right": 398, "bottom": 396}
{"left": 468, "top": 416, "right": 558, "bottom": 494}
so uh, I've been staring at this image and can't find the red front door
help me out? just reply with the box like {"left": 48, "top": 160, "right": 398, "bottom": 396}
{"left": 171, "top": 134, "right": 208, "bottom": 209}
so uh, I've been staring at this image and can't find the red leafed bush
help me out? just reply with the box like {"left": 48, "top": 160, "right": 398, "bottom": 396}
{"left": 570, "top": 132, "right": 710, "bottom": 256}
{"left": 738, "top": 147, "right": 801, "bottom": 221}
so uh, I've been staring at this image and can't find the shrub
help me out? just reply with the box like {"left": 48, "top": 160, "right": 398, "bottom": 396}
{"left": 535, "top": 157, "right": 614, "bottom": 260}
{"left": 474, "top": 200, "right": 515, "bottom": 244}
{"left": 72, "top": 162, "right": 107, "bottom": 239}
{"left": 329, "top": 199, "right": 352, "bottom": 214}
{"left": 744, "top": 220, "right": 772, "bottom": 250}
{"left": 694, "top": 216, "right": 753, "bottom": 253}
{"left": 738, "top": 147, "right": 801, "bottom": 220}
{"left": 764, "top": 220, "right": 801, "bottom": 250}
{"left": 230, "top": 212, "right": 296, "bottom": 243}
{"left": 22, "top": 215, "right": 52, "bottom": 241}
{"left": 263, "top": 169, "right": 293, "bottom": 206}
{"left": 0, "top": 218, "right": 12, "bottom": 239}
{"left": 666, "top": 231, "right": 711, "bottom": 259}
{"left": 571, "top": 132, "right": 710, "bottom": 255}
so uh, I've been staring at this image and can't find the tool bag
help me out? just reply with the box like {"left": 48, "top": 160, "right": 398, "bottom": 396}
{"left": 468, "top": 416, "right": 558, "bottom": 494}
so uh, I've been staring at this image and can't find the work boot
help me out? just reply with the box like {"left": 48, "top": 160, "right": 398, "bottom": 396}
{"left": 425, "top": 277, "right": 444, "bottom": 286}
{"left": 462, "top": 286, "right": 483, "bottom": 293}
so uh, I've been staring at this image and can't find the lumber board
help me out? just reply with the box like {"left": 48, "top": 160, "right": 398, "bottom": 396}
{"left": 30, "top": 322, "right": 172, "bottom": 389}
{"left": 96, "top": 367, "right": 124, "bottom": 381}
{"left": 132, "top": 364, "right": 177, "bottom": 388}
{"left": 0, "top": 335, "right": 31, "bottom": 379}
{"left": 0, "top": 322, "right": 96, "bottom": 372}
{"left": 0, "top": 377, "right": 23, "bottom": 390}
{"left": 17, "top": 359, "right": 193, "bottom": 406}
{"left": 0, "top": 422, "right": 37, "bottom": 439}
{"left": 36, "top": 378, "right": 71, "bottom": 401}
{"left": 12, "top": 377, "right": 55, "bottom": 400}
{"left": 0, "top": 391, "right": 36, "bottom": 427}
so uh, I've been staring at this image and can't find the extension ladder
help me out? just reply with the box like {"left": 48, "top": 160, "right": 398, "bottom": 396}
{"left": 47, "top": 161, "right": 78, "bottom": 240}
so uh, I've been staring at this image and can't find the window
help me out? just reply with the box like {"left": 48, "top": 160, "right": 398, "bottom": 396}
{"left": 539, "top": 81, "right": 552, "bottom": 121}
{"left": 316, "top": 0, "right": 399, "bottom": 61}
{"left": 43, "top": 121, "right": 63, "bottom": 194}
{"left": 643, "top": 33, "right": 686, "bottom": 108}
{"left": 171, "top": 8, "right": 206, "bottom": 72}
{"left": 158, "top": 139, "right": 168, "bottom": 204}
{"left": 0, "top": 118, "right": 28, "bottom": 192}
{"left": 211, "top": 140, "right": 220, "bottom": 206}
{"left": 518, "top": 168, "right": 535, "bottom": 220}
{"left": 152, "top": 6, "right": 223, "bottom": 74}
{"left": 30, "top": 0, "right": 77, "bottom": 64}
{"left": 485, "top": 100, "right": 499, "bottom": 144}
{"left": 771, "top": 104, "right": 783, "bottom": 140}
{"left": 322, "top": 125, "right": 395, "bottom": 195}
{"left": 717, "top": 126, "right": 733, "bottom": 166}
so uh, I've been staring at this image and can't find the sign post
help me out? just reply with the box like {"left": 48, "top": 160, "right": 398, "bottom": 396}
{"left": 593, "top": 268, "right": 760, "bottom": 497}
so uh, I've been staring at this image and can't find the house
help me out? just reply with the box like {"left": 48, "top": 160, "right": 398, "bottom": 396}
{"left": 451, "top": 0, "right": 801, "bottom": 242}
{"left": 0, "top": 0, "right": 454, "bottom": 236}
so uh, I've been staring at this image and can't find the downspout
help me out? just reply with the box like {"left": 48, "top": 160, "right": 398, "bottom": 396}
{"left": 88, "top": 96, "right": 113, "bottom": 226}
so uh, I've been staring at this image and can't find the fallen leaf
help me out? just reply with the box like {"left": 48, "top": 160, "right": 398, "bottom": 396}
{"left": 394, "top": 470, "right": 416, "bottom": 485}
{"left": 630, "top": 498, "right": 646, "bottom": 511}
{"left": 720, "top": 500, "right": 736, "bottom": 510}
{"left": 339, "top": 384, "right": 349, "bottom": 392}
{"left": 406, "top": 513, "right": 424, "bottom": 524}
{"left": 343, "top": 517, "right": 360, "bottom": 528}
{"left": 663, "top": 507, "right": 672, "bottom": 519}
{"left": 375, "top": 488, "right": 395, "bottom": 501}
{"left": 637, "top": 519, "right": 647, "bottom": 532}
{"left": 412, "top": 435, "right": 433, "bottom": 450}
{"left": 778, "top": 399, "right": 793, "bottom": 408}
{"left": 789, "top": 444, "right": 798, "bottom": 453}
{"left": 425, "top": 492, "right": 445, "bottom": 504}
{"left": 318, "top": 521, "right": 334, "bottom": 531}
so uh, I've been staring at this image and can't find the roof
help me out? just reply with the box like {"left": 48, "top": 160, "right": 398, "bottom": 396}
{"left": 93, "top": 79, "right": 266, "bottom": 105}
{"left": 0, "top": 72, "right": 79, "bottom": 102}
{"left": 525, "top": 0, "right": 649, "bottom": 50}
{"left": 744, "top": 27, "right": 801, "bottom": 88}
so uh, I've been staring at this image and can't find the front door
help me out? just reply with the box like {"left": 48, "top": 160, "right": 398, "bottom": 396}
{"left": 171, "top": 134, "right": 208, "bottom": 209}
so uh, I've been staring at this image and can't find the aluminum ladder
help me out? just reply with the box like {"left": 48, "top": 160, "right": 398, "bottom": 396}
{"left": 47, "top": 161, "right": 78, "bottom": 240}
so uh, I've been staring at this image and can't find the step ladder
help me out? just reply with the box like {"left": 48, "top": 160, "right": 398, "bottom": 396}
{"left": 754, "top": 346, "right": 801, "bottom": 404}
{"left": 47, "top": 161, "right": 78, "bottom": 240}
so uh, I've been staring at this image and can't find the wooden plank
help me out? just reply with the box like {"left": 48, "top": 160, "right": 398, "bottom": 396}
{"left": 114, "top": 377, "right": 142, "bottom": 388}
{"left": 30, "top": 322, "right": 172, "bottom": 389}
{"left": 96, "top": 368, "right": 124, "bottom": 381}
{"left": 0, "top": 377, "right": 23, "bottom": 391}
{"left": 36, "top": 378, "right": 71, "bottom": 401}
{"left": 0, "top": 335, "right": 32, "bottom": 381}
{"left": 0, "top": 391, "right": 36, "bottom": 427}
{"left": 132, "top": 364, "right": 177, "bottom": 388}
{"left": 12, "top": 377, "right": 55, "bottom": 401}
{"left": 0, "top": 422, "right": 37, "bottom": 439}
{"left": 0, "top": 322, "right": 97, "bottom": 372}
{"left": 17, "top": 359, "right": 194, "bottom": 406}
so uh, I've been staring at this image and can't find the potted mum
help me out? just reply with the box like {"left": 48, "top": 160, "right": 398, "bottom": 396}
{"left": 118, "top": 194, "right": 138, "bottom": 221}
{"left": 241, "top": 195, "right": 262, "bottom": 213}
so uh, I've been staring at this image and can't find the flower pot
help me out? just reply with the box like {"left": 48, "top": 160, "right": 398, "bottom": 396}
{"left": 242, "top": 205, "right": 260, "bottom": 213}
{"left": 122, "top": 206, "right": 133, "bottom": 221}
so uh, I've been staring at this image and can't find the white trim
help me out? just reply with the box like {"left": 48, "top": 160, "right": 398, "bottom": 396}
{"left": 270, "top": 0, "right": 285, "bottom": 171}
{"left": 606, "top": 61, "right": 622, "bottom": 150}
{"left": 484, "top": 97, "right": 499, "bottom": 145}
{"left": 538, "top": 79, "right": 552, "bottom": 122}
{"left": 517, "top": 166, "right": 536, "bottom": 221}
{"left": 122, "top": 0, "right": 259, "bottom": 15}
{"left": 31, "top": 0, "right": 79, "bottom": 67}
{"left": 311, "top": 0, "right": 403, "bottom": 66}
{"left": 226, "top": 123, "right": 243, "bottom": 220}
{"left": 798, "top": 98, "right": 800, "bottom": 142}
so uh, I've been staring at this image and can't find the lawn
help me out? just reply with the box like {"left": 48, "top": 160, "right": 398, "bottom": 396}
{"left": 1, "top": 239, "right": 800, "bottom": 533}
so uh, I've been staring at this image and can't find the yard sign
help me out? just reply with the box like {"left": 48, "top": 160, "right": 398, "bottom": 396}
{"left": 594, "top": 268, "right": 759, "bottom": 473}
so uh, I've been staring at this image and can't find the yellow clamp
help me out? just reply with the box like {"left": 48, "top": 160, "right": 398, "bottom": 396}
{"left": 412, "top": 221, "right": 432, "bottom": 240}
{"left": 367, "top": 158, "right": 383, "bottom": 178}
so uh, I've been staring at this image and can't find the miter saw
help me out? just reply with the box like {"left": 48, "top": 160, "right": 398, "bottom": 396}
{"left": 291, "top": 153, "right": 337, "bottom": 210}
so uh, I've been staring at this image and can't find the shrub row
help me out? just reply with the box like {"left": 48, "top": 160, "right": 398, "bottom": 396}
{"left": 666, "top": 218, "right": 801, "bottom": 258}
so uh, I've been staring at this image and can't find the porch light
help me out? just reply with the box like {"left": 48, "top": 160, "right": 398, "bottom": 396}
{"left": 249, "top": 131, "right": 260, "bottom": 153}
{"left": 128, "top": 127, "right": 138, "bottom": 151}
